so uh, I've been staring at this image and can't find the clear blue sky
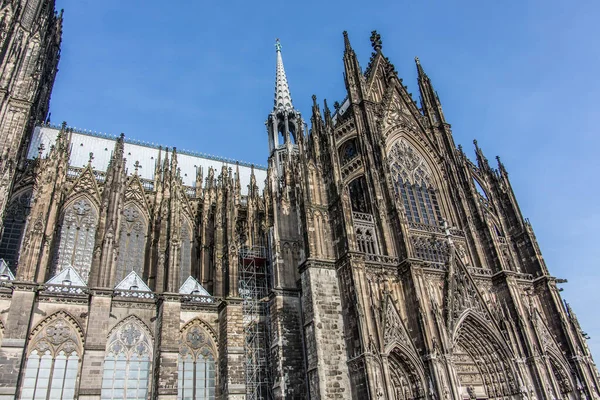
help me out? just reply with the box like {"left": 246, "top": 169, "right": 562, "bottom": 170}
{"left": 53, "top": 0, "right": 600, "bottom": 361}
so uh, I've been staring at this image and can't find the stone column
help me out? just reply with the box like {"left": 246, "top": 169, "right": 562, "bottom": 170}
{"left": 156, "top": 295, "right": 181, "bottom": 399}
{"left": 269, "top": 289, "right": 306, "bottom": 399}
{"left": 0, "top": 283, "right": 36, "bottom": 400}
{"left": 300, "top": 260, "right": 351, "bottom": 400}
{"left": 218, "top": 300, "right": 245, "bottom": 399}
{"left": 78, "top": 290, "right": 113, "bottom": 400}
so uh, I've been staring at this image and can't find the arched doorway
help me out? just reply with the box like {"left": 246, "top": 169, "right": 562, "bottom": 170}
{"left": 453, "top": 312, "right": 520, "bottom": 400}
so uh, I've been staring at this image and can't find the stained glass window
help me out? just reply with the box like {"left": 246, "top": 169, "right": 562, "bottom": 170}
{"left": 389, "top": 139, "right": 442, "bottom": 226}
{"left": 178, "top": 321, "right": 216, "bottom": 400}
{"left": 101, "top": 319, "right": 152, "bottom": 399}
{"left": 20, "top": 314, "right": 81, "bottom": 400}
{"left": 55, "top": 198, "right": 98, "bottom": 283}
{"left": 0, "top": 189, "right": 32, "bottom": 270}
{"left": 115, "top": 205, "right": 147, "bottom": 284}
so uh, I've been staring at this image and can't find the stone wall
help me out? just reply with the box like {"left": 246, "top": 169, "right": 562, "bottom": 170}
{"left": 301, "top": 261, "right": 351, "bottom": 400}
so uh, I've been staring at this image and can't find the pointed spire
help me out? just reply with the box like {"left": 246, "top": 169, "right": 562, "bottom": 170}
{"left": 274, "top": 38, "right": 294, "bottom": 113}
{"left": 415, "top": 57, "right": 426, "bottom": 79}
{"left": 343, "top": 31, "right": 352, "bottom": 52}
{"left": 496, "top": 155, "right": 508, "bottom": 176}
{"left": 415, "top": 57, "right": 446, "bottom": 124}
{"left": 474, "top": 139, "right": 491, "bottom": 171}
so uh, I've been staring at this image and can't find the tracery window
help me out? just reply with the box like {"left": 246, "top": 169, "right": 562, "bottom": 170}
{"left": 115, "top": 204, "right": 147, "bottom": 284}
{"left": 101, "top": 318, "right": 152, "bottom": 399}
{"left": 389, "top": 139, "right": 442, "bottom": 226}
{"left": 178, "top": 321, "right": 216, "bottom": 400}
{"left": 180, "top": 220, "right": 192, "bottom": 287}
{"left": 339, "top": 138, "right": 358, "bottom": 165}
{"left": 55, "top": 198, "right": 98, "bottom": 283}
{"left": 0, "top": 189, "right": 32, "bottom": 270}
{"left": 348, "top": 176, "right": 370, "bottom": 214}
{"left": 20, "top": 313, "right": 82, "bottom": 400}
{"left": 411, "top": 236, "right": 449, "bottom": 264}
{"left": 356, "top": 228, "right": 377, "bottom": 255}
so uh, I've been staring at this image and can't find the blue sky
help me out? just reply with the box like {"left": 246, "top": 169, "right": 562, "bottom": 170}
{"left": 53, "top": 0, "right": 600, "bottom": 361}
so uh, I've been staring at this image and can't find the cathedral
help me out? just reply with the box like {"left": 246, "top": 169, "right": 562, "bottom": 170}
{"left": 0, "top": 1, "right": 596, "bottom": 399}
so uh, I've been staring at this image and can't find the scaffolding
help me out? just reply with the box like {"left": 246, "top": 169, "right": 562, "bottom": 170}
{"left": 239, "top": 246, "right": 272, "bottom": 400}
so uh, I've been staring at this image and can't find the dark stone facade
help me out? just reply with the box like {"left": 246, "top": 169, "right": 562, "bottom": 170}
{"left": 0, "top": 2, "right": 596, "bottom": 400}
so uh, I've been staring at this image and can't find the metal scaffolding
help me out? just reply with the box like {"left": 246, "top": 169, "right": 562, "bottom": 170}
{"left": 239, "top": 246, "right": 272, "bottom": 400}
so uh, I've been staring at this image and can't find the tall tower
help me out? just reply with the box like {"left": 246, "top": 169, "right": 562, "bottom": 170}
{"left": 265, "top": 39, "right": 307, "bottom": 398}
{"left": 0, "top": 0, "right": 63, "bottom": 228}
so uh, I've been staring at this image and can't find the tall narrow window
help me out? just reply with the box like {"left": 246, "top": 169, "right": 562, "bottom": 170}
{"left": 180, "top": 220, "right": 192, "bottom": 287}
{"left": 389, "top": 139, "right": 443, "bottom": 226}
{"left": 20, "top": 313, "right": 82, "bottom": 400}
{"left": 101, "top": 318, "right": 152, "bottom": 400}
{"left": 115, "top": 204, "right": 147, "bottom": 284}
{"left": 55, "top": 198, "right": 98, "bottom": 283}
{"left": 178, "top": 321, "right": 216, "bottom": 400}
{"left": 0, "top": 189, "right": 32, "bottom": 270}
{"left": 348, "top": 177, "right": 370, "bottom": 214}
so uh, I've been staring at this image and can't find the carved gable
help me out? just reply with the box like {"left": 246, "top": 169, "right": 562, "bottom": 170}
{"left": 383, "top": 296, "right": 411, "bottom": 349}
{"left": 446, "top": 252, "right": 491, "bottom": 330}
{"left": 383, "top": 91, "right": 419, "bottom": 135}
{"left": 125, "top": 175, "right": 150, "bottom": 215}
{"left": 68, "top": 166, "right": 100, "bottom": 204}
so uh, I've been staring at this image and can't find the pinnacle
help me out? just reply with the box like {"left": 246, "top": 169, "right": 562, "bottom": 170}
{"left": 274, "top": 38, "right": 294, "bottom": 113}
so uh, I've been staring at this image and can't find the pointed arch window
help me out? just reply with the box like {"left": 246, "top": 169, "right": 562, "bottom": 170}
{"left": 178, "top": 321, "right": 216, "bottom": 400}
{"left": 115, "top": 204, "right": 147, "bottom": 284}
{"left": 180, "top": 220, "right": 192, "bottom": 287}
{"left": 55, "top": 198, "right": 98, "bottom": 283}
{"left": 101, "top": 319, "right": 152, "bottom": 399}
{"left": 0, "top": 189, "right": 32, "bottom": 270}
{"left": 20, "top": 314, "right": 82, "bottom": 400}
{"left": 389, "top": 139, "right": 442, "bottom": 226}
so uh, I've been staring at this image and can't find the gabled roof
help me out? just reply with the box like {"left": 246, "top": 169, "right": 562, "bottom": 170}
{"left": 114, "top": 271, "right": 151, "bottom": 292}
{"left": 0, "top": 259, "right": 15, "bottom": 281}
{"left": 179, "top": 276, "right": 211, "bottom": 296}
{"left": 46, "top": 266, "right": 86, "bottom": 287}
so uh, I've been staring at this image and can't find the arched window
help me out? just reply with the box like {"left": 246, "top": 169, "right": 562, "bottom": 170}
{"left": 0, "top": 189, "right": 32, "bottom": 270}
{"left": 20, "top": 313, "right": 82, "bottom": 400}
{"left": 55, "top": 198, "right": 98, "bottom": 283}
{"left": 389, "top": 139, "right": 442, "bottom": 227}
{"left": 339, "top": 138, "right": 358, "bottom": 166}
{"left": 101, "top": 318, "right": 152, "bottom": 399}
{"left": 348, "top": 176, "right": 370, "bottom": 214}
{"left": 115, "top": 204, "right": 147, "bottom": 284}
{"left": 178, "top": 321, "right": 216, "bottom": 400}
{"left": 180, "top": 220, "right": 192, "bottom": 287}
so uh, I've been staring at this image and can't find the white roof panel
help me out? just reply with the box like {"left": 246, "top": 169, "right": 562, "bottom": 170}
{"left": 27, "top": 126, "right": 267, "bottom": 194}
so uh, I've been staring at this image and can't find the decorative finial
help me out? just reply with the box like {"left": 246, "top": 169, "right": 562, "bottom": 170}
{"left": 442, "top": 219, "right": 453, "bottom": 246}
{"left": 134, "top": 160, "right": 141, "bottom": 174}
{"left": 415, "top": 56, "right": 420, "bottom": 64}
{"left": 370, "top": 30, "right": 382, "bottom": 51}
{"left": 275, "top": 38, "right": 281, "bottom": 52}
{"left": 88, "top": 152, "right": 94, "bottom": 165}
{"left": 37, "top": 143, "right": 45, "bottom": 158}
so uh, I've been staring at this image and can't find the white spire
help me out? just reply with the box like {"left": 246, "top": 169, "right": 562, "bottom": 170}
{"left": 274, "top": 39, "right": 294, "bottom": 112}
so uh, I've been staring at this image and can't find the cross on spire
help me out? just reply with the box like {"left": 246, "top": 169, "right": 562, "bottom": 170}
{"left": 88, "top": 152, "right": 94, "bottom": 166}
{"left": 134, "top": 160, "right": 142, "bottom": 174}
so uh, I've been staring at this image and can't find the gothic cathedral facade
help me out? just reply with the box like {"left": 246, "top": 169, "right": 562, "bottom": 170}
{"left": 0, "top": 2, "right": 596, "bottom": 400}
